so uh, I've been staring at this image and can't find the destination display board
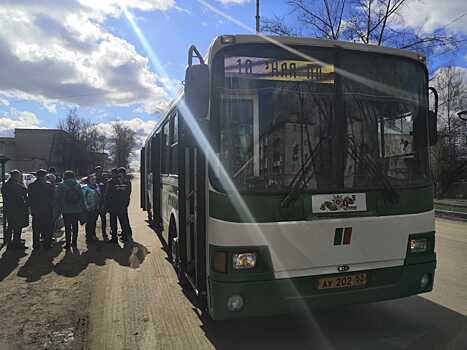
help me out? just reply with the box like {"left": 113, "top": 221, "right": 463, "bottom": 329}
{"left": 225, "top": 56, "right": 335, "bottom": 83}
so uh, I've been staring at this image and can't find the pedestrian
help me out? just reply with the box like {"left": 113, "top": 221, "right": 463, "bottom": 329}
{"left": 94, "top": 166, "right": 108, "bottom": 239}
{"left": 1, "top": 170, "right": 29, "bottom": 249}
{"left": 56, "top": 170, "right": 84, "bottom": 249}
{"left": 82, "top": 174, "right": 101, "bottom": 242}
{"left": 27, "top": 169, "right": 55, "bottom": 251}
{"left": 106, "top": 167, "right": 132, "bottom": 243}
{"left": 48, "top": 167, "right": 62, "bottom": 183}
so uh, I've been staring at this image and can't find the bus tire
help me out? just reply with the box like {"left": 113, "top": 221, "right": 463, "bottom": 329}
{"left": 169, "top": 218, "right": 187, "bottom": 286}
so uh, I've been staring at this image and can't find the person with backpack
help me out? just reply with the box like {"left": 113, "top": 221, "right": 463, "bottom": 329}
{"left": 56, "top": 170, "right": 84, "bottom": 249}
{"left": 82, "top": 174, "right": 101, "bottom": 242}
{"left": 28, "top": 169, "right": 55, "bottom": 251}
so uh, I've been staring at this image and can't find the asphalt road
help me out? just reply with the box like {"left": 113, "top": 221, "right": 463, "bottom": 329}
{"left": 86, "top": 181, "right": 467, "bottom": 350}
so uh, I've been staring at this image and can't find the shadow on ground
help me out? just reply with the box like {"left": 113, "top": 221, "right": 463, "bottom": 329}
{"left": 194, "top": 296, "right": 467, "bottom": 350}
{"left": 0, "top": 238, "right": 150, "bottom": 282}
{"left": 17, "top": 244, "right": 62, "bottom": 282}
{"left": 0, "top": 245, "right": 27, "bottom": 281}
{"left": 53, "top": 240, "right": 150, "bottom": 278}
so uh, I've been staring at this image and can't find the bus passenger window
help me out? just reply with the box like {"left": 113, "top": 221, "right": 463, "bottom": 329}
{"left": 170, "top": 113, "right": 178, "bottom": 175}
{"left": 162, "top": 122, "right": 170, "bottom": 174}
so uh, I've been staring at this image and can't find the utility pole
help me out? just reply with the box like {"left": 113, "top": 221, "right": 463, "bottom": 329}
{"left": 255, "top": 0, "right": 260, "bottom": 33}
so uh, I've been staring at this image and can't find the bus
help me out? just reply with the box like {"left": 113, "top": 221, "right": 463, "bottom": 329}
{"left": 141, "top": 35, "right": 438, "bottom": 320}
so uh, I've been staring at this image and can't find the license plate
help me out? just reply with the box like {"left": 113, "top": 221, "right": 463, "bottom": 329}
{"left": 318, "top": 273, "right": 367, "bottom": 290}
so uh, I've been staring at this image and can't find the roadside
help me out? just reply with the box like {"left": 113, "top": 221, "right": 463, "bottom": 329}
{"left": 0, "top": 226, "right": 97, "bottom": 349}
{"left": 434, "top": 199, "right": 467, "bottom": 220}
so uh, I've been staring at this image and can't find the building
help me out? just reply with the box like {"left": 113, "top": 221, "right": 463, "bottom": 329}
{"left": 0, "top": 128, "right": 69, "bottom": 173}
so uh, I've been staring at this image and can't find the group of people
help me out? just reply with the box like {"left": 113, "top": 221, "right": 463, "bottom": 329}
{"left": 1, "top": 166, "right": 133, "bottom": 252}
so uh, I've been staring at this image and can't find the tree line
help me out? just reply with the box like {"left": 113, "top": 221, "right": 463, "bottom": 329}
{"left": 56, "top": 109, "right": 136, "bottom": 176}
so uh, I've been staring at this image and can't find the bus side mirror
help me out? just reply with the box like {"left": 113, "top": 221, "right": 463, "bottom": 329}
{"left": 184, "top": 64, "right": 209, "bottom": 119}
{"left": 428, "top": 87, "right": 438, "bottom": 146}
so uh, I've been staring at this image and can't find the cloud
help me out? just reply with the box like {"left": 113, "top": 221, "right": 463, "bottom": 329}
{"left": 0, "top": 1, "right": 174, "bottom": 114}
{"left": 0, "top": 109, "right": 42, "bottom": 134}
{"left": 0, "top": 98, "right": 10, "bottom": 107}
{"left": 400, "top": 0, "right": 467, "bottom": 34}
{"left": 215, "top": 0, "right": 251, "bottom": 5}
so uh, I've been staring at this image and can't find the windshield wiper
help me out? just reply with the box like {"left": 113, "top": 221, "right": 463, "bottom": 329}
{"left": 281, "top": 138, "right": 324, "bottom": 208}
{"left": 347, "top": 138, "right": 400, "bottom": 204}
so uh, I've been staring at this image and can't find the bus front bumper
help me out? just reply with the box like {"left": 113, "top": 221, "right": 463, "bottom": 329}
{"left": 208, "top": 261, "right": 436, "bottom": 320}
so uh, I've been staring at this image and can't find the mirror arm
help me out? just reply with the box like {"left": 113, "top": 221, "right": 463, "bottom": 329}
{"left": 188, "top": 45, "right": 205, "bottom": 67}
{"left": 428, "top": 87, "right": 438, "bottom": 116}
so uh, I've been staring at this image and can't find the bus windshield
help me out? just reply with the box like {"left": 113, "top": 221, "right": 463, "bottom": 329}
{"left": 212, "top": 45, "right": 430, "bottom": 193}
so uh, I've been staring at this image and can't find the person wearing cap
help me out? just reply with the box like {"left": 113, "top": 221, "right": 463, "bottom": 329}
{"left": 28, "top": 169, "right": 55, "bottom": 250}
{"left": 94, "top": 166, "right": 108, "bottom": 239}
{"left": 1, "top": 170, "right": 29, "bottom": 249}
{"left": 105, "top": 167, "right": 132, "bottom": 243}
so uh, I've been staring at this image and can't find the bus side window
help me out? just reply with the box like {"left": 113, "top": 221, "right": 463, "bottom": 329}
{"left": 170, "top": 112, "right": 178, "bottom": 175}
{"left": 162, "top": 122, "right": 170, "bottom": 174}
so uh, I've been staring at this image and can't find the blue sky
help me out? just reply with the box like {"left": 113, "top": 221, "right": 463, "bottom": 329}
{"left": 0, "top": 0, "right": 465, "bottom": 144}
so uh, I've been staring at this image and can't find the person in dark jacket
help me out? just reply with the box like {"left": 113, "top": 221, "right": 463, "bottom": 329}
{"left": 28, "top": 169, "right": 55, "bottom": 250}
{"left": 48, "top": 167, "right": 62, "bottom": 183}
{"left": 106, "top": 167, "right": 132, "bottom": 243}
{"left": 56, "top": 170, "right": 84, "bottom": 249}
{"left": 1, "top": 170, "right": 29, "bottom": 249}
{"left": 94, "top": 166, "right": 108, "bottom": 240}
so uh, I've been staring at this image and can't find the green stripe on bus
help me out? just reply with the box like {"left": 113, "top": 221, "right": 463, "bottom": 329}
{"left": 209, "top": 186, "right": 433, "bottom": 223}
{"left": 334, "top": 228, "right": 343, "bottom": 245}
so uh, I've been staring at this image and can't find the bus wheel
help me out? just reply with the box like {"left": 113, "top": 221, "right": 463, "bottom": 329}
{"left": 169, "top": 220, "right": 187, "bottom": 285}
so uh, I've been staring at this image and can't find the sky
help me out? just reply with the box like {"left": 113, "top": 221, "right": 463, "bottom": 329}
{"left": 0, "top": 0, "right": 466, "bottom": 157}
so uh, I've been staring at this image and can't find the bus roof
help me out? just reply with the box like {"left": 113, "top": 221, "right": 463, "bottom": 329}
{"left": 208, "top": 34, "right": 426, "bottom": 64}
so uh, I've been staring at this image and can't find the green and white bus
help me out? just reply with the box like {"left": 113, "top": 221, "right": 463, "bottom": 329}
{"left": 141, "top": 35, "right": 438, "bottom": 320}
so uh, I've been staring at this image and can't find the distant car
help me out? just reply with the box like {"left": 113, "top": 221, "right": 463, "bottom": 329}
{"left": 22, "top": 173, "right": 36, "bottom": 187}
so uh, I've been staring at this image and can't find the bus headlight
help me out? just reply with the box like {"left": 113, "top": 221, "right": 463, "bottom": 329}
{"left": 409, "top": 238, "right": 428, "bottom": 253}
{"left": 233, "top": 253, "right": 257, "bottom": 270}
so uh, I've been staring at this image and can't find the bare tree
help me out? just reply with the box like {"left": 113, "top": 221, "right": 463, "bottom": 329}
{"left": 262, "top": 0, "right": 464, "bottom": 56}
{"left": 57, "top": 108, "right": 106, "bottom": 175}
{"left": 110, "top": 122, "right": 136, "bottom": 169}
{"left": 430, "top": 67, "right": 467, "bottom": 196}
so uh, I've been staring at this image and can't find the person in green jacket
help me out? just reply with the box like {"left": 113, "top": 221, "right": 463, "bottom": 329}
{"left": 56, "top": 170, "right": 84, "bottom": 249}
{"left": 82, "top": 174, "right": 101, "bottom": 242}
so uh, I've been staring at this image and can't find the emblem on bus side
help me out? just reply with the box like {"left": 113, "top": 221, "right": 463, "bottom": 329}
{"left": 337, "top": 265, "right": 350, "bottom": 272}
{"left": 311, "top": 193, "right": 367, "bottom": 213}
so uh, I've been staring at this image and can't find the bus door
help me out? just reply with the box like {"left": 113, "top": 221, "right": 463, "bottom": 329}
{"left": 140, "top": 146, "right": 145, "bottom": 209}
{"left": 151, "top": 134, "right": 162, "bottom": 227}
{"left": 179, "top": 117, "right": 207, "bottom": 304}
